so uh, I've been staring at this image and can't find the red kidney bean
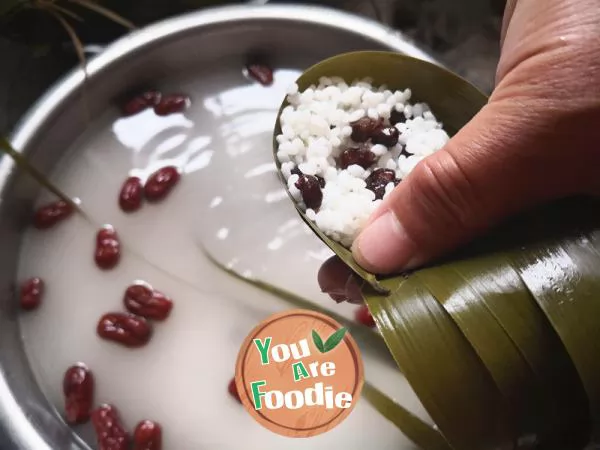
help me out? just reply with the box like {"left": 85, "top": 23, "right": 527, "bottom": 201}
{"left": 19, "top": 277, "right": 44, "bottom": 311}
{"left": 122, "top": 97, "right": 148, "bottom": 117}
{"left": 119, "top": 177, "right": 143, "bottom": 212}
{"left": 355, "top": 304, "right": 376, "bottom": 328}
{"left": 144, "top": 166, "right": 180, "bottom": 202}
{"left": 91, "top": 404, "right": 130, "bottom": 450}
{"left": 372, "top": 126, "right": 400, "bottom": 147}
{"left": 245, "top": 63, "right": 273, "bottom": 86}
{"left": 63, "top": 363, "right": 94, "bottom": 425}
{"left": 228, "top": 378, "right": 241, "bottom": 403}
{"left": 365, "top": 168, "right": 399, "bottom": 200}
{"left": 290, "top": 167, "right": 326, "bottom": 189}
{"left": 33, "top": 200, "right": 73, "bottom": 229}
{"left": 97, "top": 312, "right": 152, "bottom": 348}
{"left": 338, "top": 146, "right": 377, "bottom": 169}
{"left": 133, "top": 420, "right": 162, "bottom": 450}
{"left": 153, "top": 94, "right": 190, "bottom": 116}
{"left": 121, "top": 90, "right": 162, "bottom": 117}
{"left": 95, "top": 226, "right": 121, "bottom": 270}
{"left": 295, "top": 174, "right": 323, "bottom": 210}
{"left": 124, "top": 283, "right": 173, "bottom": 321}
{"left": 350, "top": 117, "right": 382, "bottom": 143}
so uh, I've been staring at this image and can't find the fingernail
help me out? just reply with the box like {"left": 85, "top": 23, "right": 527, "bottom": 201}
{"left": 352, "top": 211, "right": 420, "bottom": 274}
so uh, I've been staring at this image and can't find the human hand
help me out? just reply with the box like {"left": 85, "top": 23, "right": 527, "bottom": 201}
{"left": 344, "top": 0, "right": 600, "bottom": 276}
{"left": 317, "top": 0, "right": 600, "bottom": 303}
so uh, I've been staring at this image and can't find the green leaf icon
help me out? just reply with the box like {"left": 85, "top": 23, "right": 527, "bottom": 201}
{"left": 312, "top": 329, "right": 325, "bottom": 353}
{"left": 312, "top": 327, "right": 348, "bottom": 353}
{"left": 323, "top": 327, "right": 348, "bottom": 353}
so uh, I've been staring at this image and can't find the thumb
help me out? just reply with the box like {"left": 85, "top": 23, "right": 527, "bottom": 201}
{"left": 351, "top": 101, "right": 579, "bottom": 275}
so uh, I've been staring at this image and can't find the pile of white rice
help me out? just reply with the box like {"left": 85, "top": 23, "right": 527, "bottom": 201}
{"left": 275, "top": 76, "right": 450, "bottom": 248}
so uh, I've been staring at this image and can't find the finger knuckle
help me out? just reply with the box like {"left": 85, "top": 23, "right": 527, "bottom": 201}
{"left": 408, "top": 152, "right": 481, "bottom": 231}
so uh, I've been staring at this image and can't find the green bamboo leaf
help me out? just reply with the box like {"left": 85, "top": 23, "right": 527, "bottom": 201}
{"left": 365, "top": 277, "right": 515, "bottom": 450}
{"left": 414, "top": 262, "right": 544, "bottom": 442}
{"left": 508, "top": 229, "right": 600, "bottom": 436}
{"left": 415, "top": 254, "right": 591, "bottom": 448}
{"left": 322, "top": 327, "right": 347, "bottom": 353}
{"left": 361, "top": 198, "right": 600, "bottom": 448}
{"left": 312, "top": 329, "right": 325, "bottom": 353}
{"left": 455, "top": 254, "right": 590, "bottom": 449}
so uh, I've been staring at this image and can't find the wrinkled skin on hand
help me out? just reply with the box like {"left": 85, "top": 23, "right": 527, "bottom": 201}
{"left": 320, "top": 0, "right": 600, "bottom": 301}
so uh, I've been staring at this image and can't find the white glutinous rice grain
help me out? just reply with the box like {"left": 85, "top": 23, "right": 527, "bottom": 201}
{"left": 275, "top": 77, "right": 449, "bottom": 247}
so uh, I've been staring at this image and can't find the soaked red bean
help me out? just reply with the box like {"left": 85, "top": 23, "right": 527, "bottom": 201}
{"left": 355, "top": 304, "right": 376, "bottom": 328}
{"left": 97, "top": 312, "right": 152, "bottom": 348}
{"left": 245, "top": 64, "right": 273, "bottom": 86}
{"left": 144, "top": 166, "right": 181, "bottom": 202}
{"left": 350, "top": 117, "right": 382, "bottom": 143}
{"left": 290, "top": 167, "right": 325, "bottom": 188}
{"left": 141, "top": 90, "right": 162, "bottom": 106}
{"left": 372, "top": 126, "right": 400, "bottom": 147}
{"left": 121, "top": 90, "right": 162, "bottom": 117}
{"left": 121, "top": 97, "right": 148, "bottom": 117}
{"left": 390, "top": 109, "right": 406, "bottom": 125}
{"left": 20, "top": 277, "right": 44, "bottom": 311}
{"left": 91, "top": 404, "right": 130, "bottom": 450}
{"left": 63, "top": 363, "right": 94, "bottom": 425}
{"left": 295, "top": 174, "right": 323, "bottom": 210}
{"left": 118, "top": 177, "right": 143, "bottom": 212}
{"left": 33, "top": 200, "right": 73, "bottom": 229}
{"left": 124, "top": 283, "right": 173, "bottom": 321}
{"left": 228, "top": 378, "right": 241, "bottom": 403}
{"left": 338, "top": 146, "right": 377, "bottom": 169}
{"left": 133, "top": 420, "right": 162, "bottom": 450}
{"left": 95, "top": 226, "right": 121, "bottom": 270}
{"left": 153, "top": 94, "right": 190, "bottom": 116}
{"left": 365, "top": 168, "right": 399, "bottom": 200}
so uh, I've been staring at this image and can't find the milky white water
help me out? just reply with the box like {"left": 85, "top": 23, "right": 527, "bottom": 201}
{"left": 17, "top": 60, "right": 431, "bottom": 449}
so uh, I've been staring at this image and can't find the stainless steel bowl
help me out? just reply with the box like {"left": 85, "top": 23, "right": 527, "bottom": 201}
{"left": 0, "top": 5, "right": 437, "bottom": 449}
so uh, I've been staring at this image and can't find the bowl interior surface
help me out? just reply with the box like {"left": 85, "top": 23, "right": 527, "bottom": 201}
{"left": 0, "top": 5, "right": 438, "bottom": 450}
